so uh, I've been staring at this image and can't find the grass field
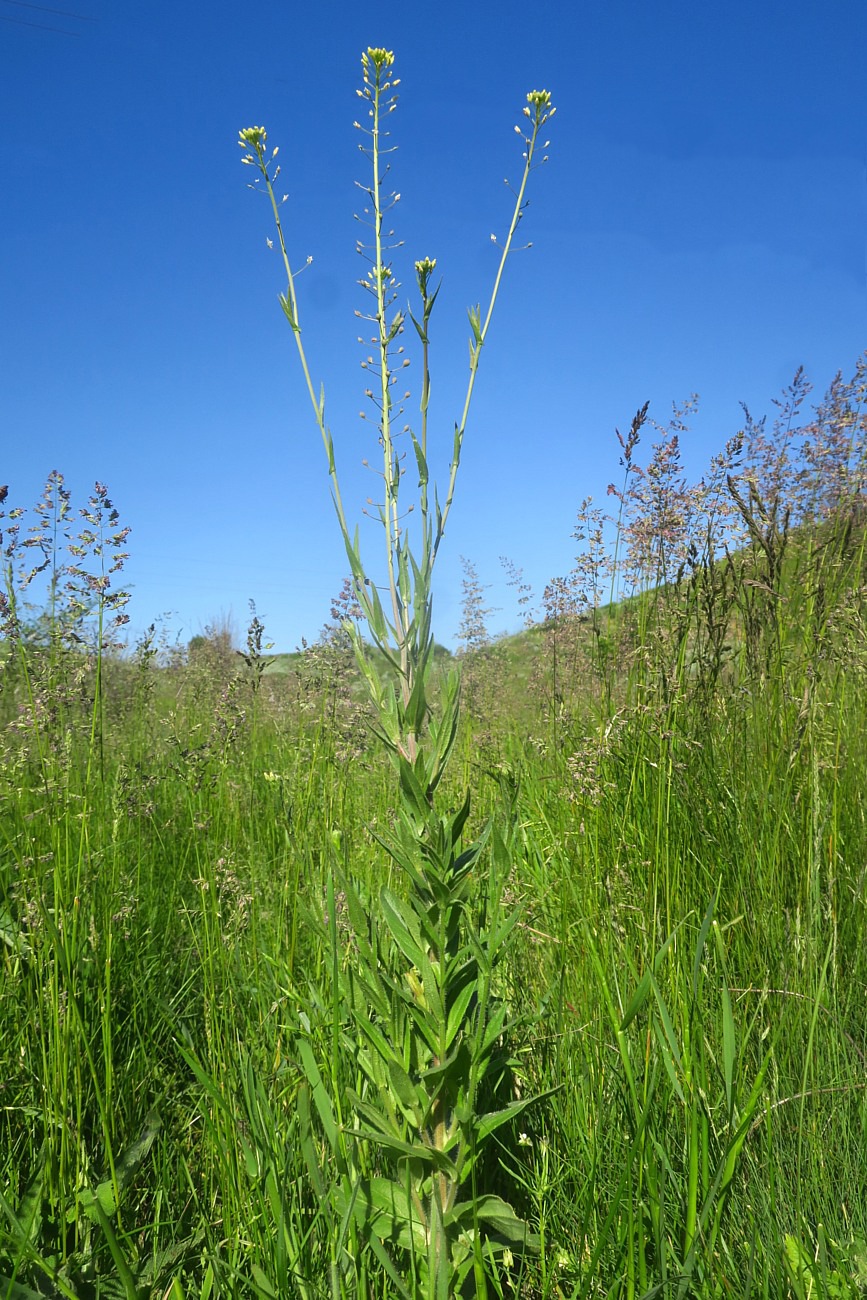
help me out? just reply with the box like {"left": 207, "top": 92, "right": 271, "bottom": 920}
{"left": 2, "top": 354, "right": 867, "bottom": 1298}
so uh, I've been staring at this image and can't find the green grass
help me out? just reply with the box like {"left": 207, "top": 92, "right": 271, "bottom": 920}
{"left": 2, "top": 486, "right": 866, "bottom": 1298}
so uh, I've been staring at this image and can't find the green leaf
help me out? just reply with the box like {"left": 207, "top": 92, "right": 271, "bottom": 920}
{"left": 409, "top": 309, "right": 427, "bottom": 344}
{"left": 652, "top": 1017, "right": 685, "bottom": 1105}
{"left": 296, "top": 1039, "right": 339, "bottom": 1154}
{"left": 115, "top": 1108, "right": 161, "bottom": 1190}
{"left": 278, "top": 292, "right": 297, "bottom": 330}
{"left": 404, "top": 668, "right": 429, "bottom": 739}
{"left": 14, "top": 1157, "right": 43, "bottom": 1245}
{"left": 619, "top": 968, "right": 653, "bottom": 1032}
{"left": 446, "top": 1195, "right": 539, "bottom": 1249}
{"left": 388, "top": 1058, "right": 421, "bottom": 1116}
{"left": 448, "top": 789, "right": 472, "bottom": 848}
{"left": 399, "top": 758, "right": 431, "bottom": 822}
{"left": 78, "top": 1180, "right": 117, "bottom": 1223}
{"left": 410, "top": 432, "right": 429, "bottom": 487}
{"left": 251, "top": 1264, "right": 278, "bottom": 1299}
{"left": 0, "top": 1278, "right": 56, "bottom": 1300}
{"left": 619, "top": 928, "right": 678, "bottom": 1032}
{"left": 240, "top": 1133, "right": 260, "bottom": 1179}
{"left": 712, "top": 918, "right": 737, "bottom": 1118}
{"left": 346, "top": 1114, "right": 453, "bottom": 1171}
{"left": 487, "top": 905, "right": 523, "bottom": 960}
{"left": 387, "top": 309, "right": 405, "bottom": 342}
{"left": 379, "top": 889, "right": 427, "bottom": 970}
{"left": 692, "top": 893, "right": 717, "bottom": 1002}
{"left": 651, "top": 976, "right": 683, "bottom": 1076}
{"left": 0, "top": 905, "right": 30, "bottom": 956}
{"left": 721, "top": 977, "right": 736, "bottom": 1118}
{"left": 446, "top": 980, "right": 477, "bottom": 1050}
{"left": 479, "top": 1003, "right": 509, "bottom": 1056}
{"left": 351, "top": 1177, "right": 428, "bottom": 1253}
{"left": 476, "top": 1095, "right": 539, "bottom": 1144}
{"left": 451, "top": 422, "right": 463, "bottom": 473}
{"left": 296, "top": 1084, "right": 326, "bottom": 1198}
{"left": 420, "top": 1041, "right": 471, "bottom": 1096}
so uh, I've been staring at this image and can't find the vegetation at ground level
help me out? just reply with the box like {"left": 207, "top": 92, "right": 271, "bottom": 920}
{"left": 2, "top": 353, "right": 867, "bottom": 1298}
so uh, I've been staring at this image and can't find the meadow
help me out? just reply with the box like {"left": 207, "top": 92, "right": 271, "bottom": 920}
{"left": 2, "top": 47, "right": 867, "bottom": 1300}
{"left": 2, "top": 351, "right": 867, "bottom": 1299}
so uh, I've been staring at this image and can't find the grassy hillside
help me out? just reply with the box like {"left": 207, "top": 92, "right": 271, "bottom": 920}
{"left": 2, "top": 362, "right": 867, "bottom": 1298}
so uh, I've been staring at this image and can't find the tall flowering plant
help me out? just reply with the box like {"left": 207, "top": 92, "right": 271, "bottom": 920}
{"left": 241, "top": 49, "right": 554, "bottom": 1296}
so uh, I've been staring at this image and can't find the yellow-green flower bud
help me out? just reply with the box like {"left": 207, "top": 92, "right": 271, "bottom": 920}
{"left": 366, "top": 47, "right": 395, "bottom": 70}
{"left": 238, "top": 126, "right": 268, "bottom": 150}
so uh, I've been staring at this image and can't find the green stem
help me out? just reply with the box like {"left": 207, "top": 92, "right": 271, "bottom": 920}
{"left": 433, "top": 101, "right": 550, "bottom": 563}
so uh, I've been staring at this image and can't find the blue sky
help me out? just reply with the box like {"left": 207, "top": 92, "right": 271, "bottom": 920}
{"left": 2, "top": 0, "right": 865, "bottom": 650}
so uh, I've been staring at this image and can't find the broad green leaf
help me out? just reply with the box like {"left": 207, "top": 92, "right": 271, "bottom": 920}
{"left": 296, "top": 1085, "right": 326, "bottom": 1198}
{"left": 488, "top": 906, "right": 523, "bottom": 959}
{"left": 419, "top": 1042, "right": 472, "bottom": 1102}
{"left": 399, "top": 759, "right": 431, "bottom": 822}
{"left": 115, "top": 1108, "right": 161, "bottom": 1189}
{"left": 448, "top": 789, "right": 472, "bottom": 848}
{"left": 343, "top": 1118, "right": 444, "bottom": 1170}
{"left": 404, "top": 669, "right": 429, "bottom": 740}
{"left": 346, "top": 1114, "right": 453, "bottom": 1171}
{"left": 251, "top": 1264, "right": 278, "bottom": 1299}
{"left": 379, "top": 889, "right": 427, "bottom": 969}
{"left": 388, "top": 1058, "right": 421, "bottom": 1115}
{"left": 352, "top": 1177, "right": 428, "bottom": 1253}
{"left": 446, "top": 980, "right": 478, "bottom": 1049}
{"left": 14, "top": 1158, "right": 43, "bottom": 1245}
{"left": 446, "top": 1195, "right": 539, "bottom": 1249}
{"left": 239, "top": 1133, "right": 260, "bottom": 1179}
{"left": 0, "top": 905, "right": 30, "bottom": 956}
{"left": 78, "top": 1180, "right": 117, "bottom": 1223}
{"left": 476, "top": 1095, "right": 538, "bottom": 1144}
{"left": 0, "top": 1279, "right": 54, "bottom": 1300}
{"left": 480, "top": 1003, "right": 509, "bottom": 1056}
{"left": 296, "top": 1039, "right": 339, "bottom": 1153}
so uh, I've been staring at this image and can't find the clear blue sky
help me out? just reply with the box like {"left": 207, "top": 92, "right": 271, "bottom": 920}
{"left": 2, "top": 0, "right": 865, "bottom": 650}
